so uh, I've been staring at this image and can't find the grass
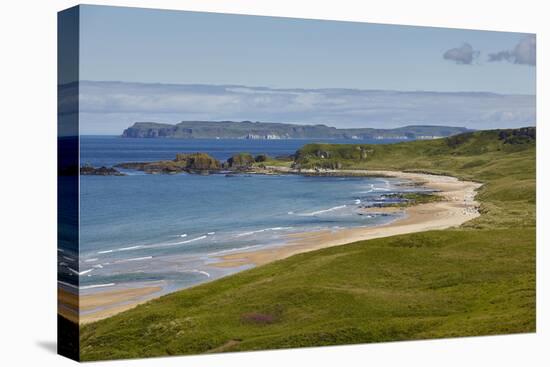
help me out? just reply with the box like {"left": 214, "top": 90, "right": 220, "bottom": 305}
{"left": 80, "top": 128, "right": 536, "bottom": 361}
{"left": 256, "top": 158, "right": 294, "bottom": 167}
{"left": 295, "top": 128, "right": 536, "bottom": 228}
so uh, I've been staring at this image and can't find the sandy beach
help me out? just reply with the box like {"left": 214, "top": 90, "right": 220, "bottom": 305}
{"left": 65, "top": 170, "right": 482, "bottom": 324}
{"left": 59, "top": 286, "right": 163, "bottom": 324}
{"left": 210, "top": 170, "right": 482, "bottom": 268}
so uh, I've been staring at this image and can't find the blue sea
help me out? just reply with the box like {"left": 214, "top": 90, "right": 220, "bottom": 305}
{"left": 72, "top": 136, "right": 419, "bottom": 296}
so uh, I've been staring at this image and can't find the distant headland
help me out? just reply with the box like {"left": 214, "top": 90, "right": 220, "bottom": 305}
{"left": 121, "top": 121, "right": 471, "bottom": 140}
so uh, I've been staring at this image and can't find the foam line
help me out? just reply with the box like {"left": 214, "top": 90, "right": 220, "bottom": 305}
{"left": 118, "top": 245, "right": 144, "bottom": 251}
{"left": 190, "top": 269, "right": 210, "bottom": 277}
{"left": 58, "top": 280, "right": 116, "bottom": 290}
{"left": 114, "top": 256, "right": 153, "bottom": 264}
{"left": 300, "top": 205, "right": 347, "bottom": 216}
{"left": 236, "top": 227, "right": 293, "bottom": 237}
{"left": 168, "top": 235, "right": 207, "bottom": 246}
{"left": 68, "top": 268, "right": 94, "bottom": 276}
{"left": 80, "top": 283, "right": 116, "bottom": 290}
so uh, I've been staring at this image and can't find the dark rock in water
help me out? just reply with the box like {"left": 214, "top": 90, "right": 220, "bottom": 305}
{"left": 115, "top": 153, "right": 221, "bottom": 174}
{"left": 115, "top": 162, "right": 149, "bottom": 170}
{"left": 80, "top": 165, "right": 125, "bottom": 176}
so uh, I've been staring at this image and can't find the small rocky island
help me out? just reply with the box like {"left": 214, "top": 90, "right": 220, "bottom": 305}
{"left": 115, "top": 153, "right": 221, "bottom": 174}
{"left": 110, "top": 152, "right": 284, "bottom": 175}
{"left": 80, "top": 164, "right": 126, "bottom": 176}
{"left": 79, "top": 152, "right": 280, "bottom": 176}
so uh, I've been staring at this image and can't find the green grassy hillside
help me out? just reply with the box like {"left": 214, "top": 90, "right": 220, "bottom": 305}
{"left": 80, "top": 128, "right": 536, "bottom": 361}
{"left": 295, "top": 127, "right": 535, "bottom": 228}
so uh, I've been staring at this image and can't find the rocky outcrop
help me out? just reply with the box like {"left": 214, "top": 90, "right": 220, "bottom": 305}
{"left": 115, "top": 153, "right": 221, "bottom": 174}
{"left": 225, "top": 153, "right": 256, "bottom": 169}
{"left": 175, "top": 153, "right": 221, "bottom": 170}
{"left": 80, "top": 165, "right": 125, "bottom": 176}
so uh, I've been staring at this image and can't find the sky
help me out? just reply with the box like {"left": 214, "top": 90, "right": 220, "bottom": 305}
{"left": 75, "top": 81, "right": 535, "bottom": 134}
{"left": 72, "top": 5, "right": 536, "bottom": 134}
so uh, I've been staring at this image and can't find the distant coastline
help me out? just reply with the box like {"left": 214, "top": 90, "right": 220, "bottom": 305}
{"left": 121, "top": 121, "right": 471, "bottom": 140}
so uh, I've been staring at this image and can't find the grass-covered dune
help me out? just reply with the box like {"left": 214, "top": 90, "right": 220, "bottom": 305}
{"left": 80, "top": 127, "right": 536, "bottom": 361}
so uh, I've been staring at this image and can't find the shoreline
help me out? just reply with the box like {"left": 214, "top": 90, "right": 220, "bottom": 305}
{"left": 209, "top": 170, "right": 481, "bottom": 268}
{"left": 66, "top": 169, "right": 482, "bottom": 324}
{"left": 59, "top": 285, "right": 164, "bottom": 324}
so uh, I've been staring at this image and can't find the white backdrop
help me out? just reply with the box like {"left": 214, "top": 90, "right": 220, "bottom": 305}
{"left": 0, "top": 0, "right": 547, "bottom": 365}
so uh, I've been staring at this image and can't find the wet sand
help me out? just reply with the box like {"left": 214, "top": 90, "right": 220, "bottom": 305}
{"left": 67, "top": 169, "right": 481, "bottom": 324}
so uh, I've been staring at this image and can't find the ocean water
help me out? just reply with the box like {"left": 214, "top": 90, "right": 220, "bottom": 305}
{"left": 79, "top": 135, "right": 407, "bottom": 166}
{"left": 72, "top": 137, "right": 419, "bottom": 295}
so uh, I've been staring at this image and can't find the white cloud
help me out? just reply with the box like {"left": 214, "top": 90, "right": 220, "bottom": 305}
{"left": 489, "top": 35, "right": 536, "bottom": 66}
{"left": 443, "top": 43, "right": 480, "bottom": 65}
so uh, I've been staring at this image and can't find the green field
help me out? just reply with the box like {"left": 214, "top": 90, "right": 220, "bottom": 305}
{"left": 80, "top": 128, "right": 536, "bottom": 361}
